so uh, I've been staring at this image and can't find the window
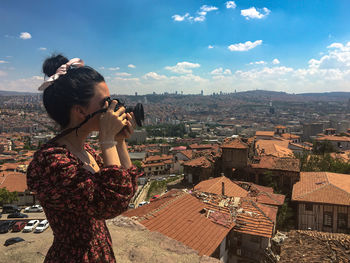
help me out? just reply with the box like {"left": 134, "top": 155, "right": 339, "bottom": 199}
{"left": 305, "top": 203, "right": 313, "bottom": 211}
{"left": 338, "top": 213, "right": 348, "bottom": 229}
{"left": 324, "top": 211, "right": 333, "bottom": 227}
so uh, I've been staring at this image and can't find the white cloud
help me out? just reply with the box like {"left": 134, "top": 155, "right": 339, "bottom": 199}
{"left": 208, "top": 45, "right": 214, "bottom": 49}
{"left": 249, "top": 61, "right": 266, "bottom": 65}
{"left": 143, "top": 72, "right": 167, "bottom": 80}
{"left": 38, "top": 47, "right": 47, "bottom": 51}
{"left": 108, "top": 67, "right": 120, "bottom": 71}
{"left": 0, "top": 75, "right": 43, "bottom": 92}
{"left": 99, "top": 67, "right": 105, "bottom": 70}
{"left": 0, "top": 60, "right": 9, "bottom": 64}
{"left": 114, "top": 77, "right": 139, "bottom": 81}
{"left": 19, "top": 32, "right": 32, "bottom": 40}
{"left": 226, "top": 1, "right": 236, "bottom": 9}
{"left": 172, "top": 13, "right": 190, "bottom": 22}
{"left": 165, "top": 61, "right": 200, "bottom": 74}
{"left": 241, "top": 7, "right": 271, "bottom": 20}
{"left": 211, "top": 67, "right": 232, "bottom": 75}
{"left": 128, "top": 64, "right": 136, "bottom": 68}
{"left": 172, "top": 5, "right": 218, "bottom": 23}
{"left": 115, "top": 72, "right": 131, "bottom": 77}
{"left": 228, "top": 40, "right": 262, "bottom": 51}
{"left": 272, "top": 58, "right": 280, "bottom": 65}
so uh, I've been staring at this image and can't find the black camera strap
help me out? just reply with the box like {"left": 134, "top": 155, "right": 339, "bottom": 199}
{"left": 47, "top": 108, "right": 107, "bottom": 144}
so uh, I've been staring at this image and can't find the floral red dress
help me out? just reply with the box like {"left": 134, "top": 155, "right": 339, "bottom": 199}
{"left": 26, "top": 142, "right": 140, "bottom": 263}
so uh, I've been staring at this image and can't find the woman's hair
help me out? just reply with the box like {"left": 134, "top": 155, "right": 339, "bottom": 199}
{"left": 42, "top": 54, "right": 105, "bottom": 129}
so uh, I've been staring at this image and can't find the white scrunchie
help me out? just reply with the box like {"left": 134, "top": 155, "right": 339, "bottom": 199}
{"left": 38, "top": 58, "right": 85, "bottom": 91}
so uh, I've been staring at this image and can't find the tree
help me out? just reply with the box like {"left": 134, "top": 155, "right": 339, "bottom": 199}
{"left": 132, "top": 160, "right": 142, "bottom": 170}
{"left": 0, "top": 188, "right": 18, "bottom": 206}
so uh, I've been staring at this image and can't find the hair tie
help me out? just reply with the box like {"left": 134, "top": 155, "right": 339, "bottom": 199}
{"left": 38, "top": 58, "right": 85, "bottom": 91}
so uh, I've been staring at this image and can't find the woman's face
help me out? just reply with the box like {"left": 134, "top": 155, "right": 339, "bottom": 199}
{"left": 84, "top": 81, "right": 110, "bottom": 132}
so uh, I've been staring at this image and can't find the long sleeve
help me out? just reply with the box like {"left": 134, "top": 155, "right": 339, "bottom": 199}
{"left": 27, "top": 146, "right": 140, "bottom": 220}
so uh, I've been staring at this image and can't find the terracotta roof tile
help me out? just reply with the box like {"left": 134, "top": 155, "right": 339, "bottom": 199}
{"left": 0, "top": 171, "right": 27, "bottom": 192}
{"left": 255, "top": 131, "right": 275, "bottom": 137}
{"left": 221, "top": 138, "right": 248, "bottom": 149}
{"left": 255, "top": 140, "right": 293, "bottom": 158}
{"left": 292, "top": 172, "right": 350, "bottom": 206}
{"left": 194, "top": 176, "right": 248, "bottom": 198}
{"left": 316, "top": 135, "right": 350, "bottom": 142}
{"left": 251, "top": 156, "right": 300, "bottom": 172}
{"left": 183, "top": 156, "right": 213, "bottom": 168}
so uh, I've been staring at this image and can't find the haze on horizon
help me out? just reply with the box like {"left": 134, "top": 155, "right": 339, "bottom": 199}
{"left": 1, "top": 0, "right": 349, "bottom": 95}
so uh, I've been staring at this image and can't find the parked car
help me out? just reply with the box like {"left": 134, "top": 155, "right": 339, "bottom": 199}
{"left": 12, "top": 221, "right": 27, "bottom": 232}
{"left": 4, "top": 237, "right": 25, "bottom": 246}
{"left": 138, "top": 201, "right": 149, "bottom": 207}
{"left": 34, "top": 220, "right": 49, "bottom": 233}
{"left": 7, "top": 212, "right": 28, "bottom": 219}
{"left": 0, "top": 221, "right": 15, "bottom": 234}
{"left": 24, "top": 205, "right": 43, "bottom": 213}
{"left": 1, "top": 204, "right": 21, "bottom": 214}
{"left": 150, "top": 195, "right": 160, "bottom": 202}
{"left": 128, "top": 203, "right": 135, "bottom": 209}
{"left": 23, "top": 220, "right": 40, "bottom": 232}
{"left": 169, "top": 174, "right": 176, "bottom": 177}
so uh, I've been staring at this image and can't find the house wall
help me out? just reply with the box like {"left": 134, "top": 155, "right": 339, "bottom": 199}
{"left": 297, "top": 202, "right": 350, "bottom": 233}
{"left": 228, "top": 231, "right": 270, "bottom": 263}
{"left": 12, "top": 191, "right": 35, "bottom": 206}
{"left": 222, "top": 148, "right": 248, "bottom": 175}
{"left": 219, "top": 236, "right": 228, "bottom": 263}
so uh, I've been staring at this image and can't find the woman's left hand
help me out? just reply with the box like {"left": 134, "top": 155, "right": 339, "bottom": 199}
{"left": 114, "top": 112, "right": 136, "bottom": 142}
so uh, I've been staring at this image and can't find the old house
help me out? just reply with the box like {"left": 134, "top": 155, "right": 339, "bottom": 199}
{"left": 316, "top": 135, "right": 350, "bottom": 151}
{"left": 292, "top": 172, "right": 350, "bottom": 233}
{"left": 124, "top": 176, "right": 284, "bottom": 263}
{"left": 0, "top": 171, "right": 34, "bottom": 205}
{"left": 141, "top": 154, "right": 174, "bottom": 176}
{"left": 183, "top": 156, "right": 214, "bottom": 185}
{"left": 221, "top": 139, "right": 249, "bottom": 177}
{"left": 250, "top": 156, "right": 300, "bottom": 192}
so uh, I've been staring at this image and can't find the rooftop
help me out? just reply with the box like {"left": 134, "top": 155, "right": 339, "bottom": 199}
{"left": 292, "top": 172, "right": 350, "bottom": 206}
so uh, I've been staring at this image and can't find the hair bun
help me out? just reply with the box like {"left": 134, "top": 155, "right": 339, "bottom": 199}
{"left": 42, "top": 54, "right": 69, "bottom": 77}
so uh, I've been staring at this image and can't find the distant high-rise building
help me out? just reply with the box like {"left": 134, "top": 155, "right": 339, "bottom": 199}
{"left": 135, "top": 92, "right": 138, "bottom": 96}
{"left": 201, "top": 90, "right": 203, "bottom": 96}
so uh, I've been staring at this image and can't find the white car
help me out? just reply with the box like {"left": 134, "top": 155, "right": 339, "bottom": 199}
{"left": 138, "top": 201, "right": 149, "bottom": 207}
{"left": 23, "top": 220, "right": 40, "bottom": 232}
{"left": 34, "top": 220, "right": 49, "bottom": 233}
{"left": 24, "top": 205, "right": 43, "bottom": 213}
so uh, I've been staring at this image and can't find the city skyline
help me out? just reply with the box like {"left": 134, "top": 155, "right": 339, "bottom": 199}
{"left": 1, "top": 0, "right": 350, "bottom": 95}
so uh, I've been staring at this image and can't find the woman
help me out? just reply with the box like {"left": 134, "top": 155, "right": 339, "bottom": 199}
{"left": 27, "top": 54, "right": 140, "bottom": 262}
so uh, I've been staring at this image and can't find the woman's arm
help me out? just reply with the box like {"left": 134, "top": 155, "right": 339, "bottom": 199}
{"left": 116, "top": 140, "right": 132, "bottom": 169}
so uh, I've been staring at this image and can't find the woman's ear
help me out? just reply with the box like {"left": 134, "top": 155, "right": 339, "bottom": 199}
{"left": 71, "top": 105, "right": 88, "bottom": 121}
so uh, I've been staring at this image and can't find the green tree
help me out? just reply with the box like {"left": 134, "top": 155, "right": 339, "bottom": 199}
{"left": 0, "top": 188, "right": 18, "bottom": 206}
{"left": 132, "top": 160, "right": 142, "bottom": 169}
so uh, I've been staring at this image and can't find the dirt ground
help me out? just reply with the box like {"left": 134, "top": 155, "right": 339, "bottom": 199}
{"left": 0, "top": 216, "right": 219, "bottom": 263}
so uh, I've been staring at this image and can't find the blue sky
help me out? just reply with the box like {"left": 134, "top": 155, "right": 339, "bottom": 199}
{"left": 1, "top": 0, "right": 350, "bottom": 95}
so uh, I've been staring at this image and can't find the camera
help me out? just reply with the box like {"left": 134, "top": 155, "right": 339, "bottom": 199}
{"left": 105, "top": 97, "right": 144, "bottom": 127}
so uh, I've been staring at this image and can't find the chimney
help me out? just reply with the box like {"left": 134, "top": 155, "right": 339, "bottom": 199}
{"left": 222, "top": 182, "right": 225, "bottom": 196}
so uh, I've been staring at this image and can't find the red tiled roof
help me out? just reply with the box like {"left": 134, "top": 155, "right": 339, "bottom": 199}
{"left": 221, "top": 138, "right": 248, "bottom": 149}
{"left": 255, "top": 131, "right": 275, "bottom": 137}
{"left": 183, "top": 156, "right": 212, "bottom": 168}
{"left": 189, "top": 144, "right": 214, "bottom": 150}
{"left": 234, "top": 199, "right": 274, "bottom": 238}
{"left": 255, "top": 140, "right": 293, "bottom": 158}
{"left": 316, "top": 135, "right": 350, "bottom": 142}
{"left": 123, "top": 190, "right": 233, "bottom": 256}
{"left": 194, "top": 176, "right": 248, "bottom": 198}
{"left": 292, "top": 172, "right": 350, "bottom": 206}
{"left": 251, "top": 156, "right": 300, "bottom": 172}
{"left": 0, "top": 171, "right": 27, "bottom": 192}
{"left": 178, "top": 150, "right": 193, "bottom": 160}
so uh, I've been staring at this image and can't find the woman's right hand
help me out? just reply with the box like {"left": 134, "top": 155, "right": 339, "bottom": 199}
{"left": 99, "top": 100, "right": 127, "bottom": 141}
